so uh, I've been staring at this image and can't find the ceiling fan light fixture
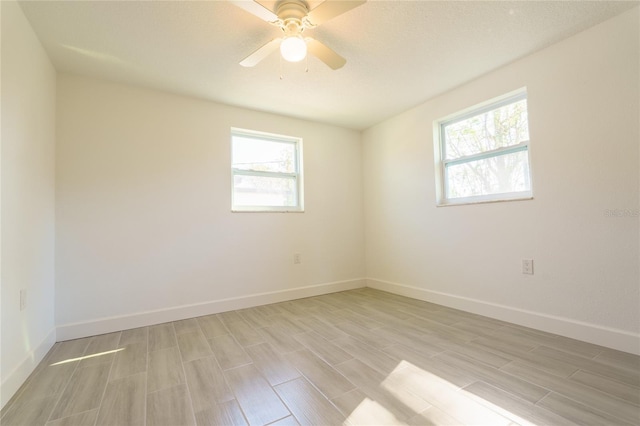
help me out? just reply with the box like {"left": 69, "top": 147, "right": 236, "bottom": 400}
{"left": 280, "top": 35, "right": 307, "bottom": 62}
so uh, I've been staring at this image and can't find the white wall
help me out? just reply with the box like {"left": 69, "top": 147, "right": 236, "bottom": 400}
{"left": 55, "top": 75, "right": 364, "bottom": 338}
{"left": 363, "top": 8, "right": 639, "bottom": 354}
{"left": 1, "top": 1, "right": 57, "bottom": 408}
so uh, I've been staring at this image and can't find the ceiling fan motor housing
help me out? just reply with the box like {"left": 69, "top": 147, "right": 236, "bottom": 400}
{"left": 276, "top": 0, "right": 309, "bottom": 35}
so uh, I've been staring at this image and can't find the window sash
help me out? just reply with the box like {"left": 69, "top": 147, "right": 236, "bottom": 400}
{"left": 443, "top": 145, "right": 531, "bottom": 201}
{"left": 443, "top": 141, "right": 528, "bottom": 168}
{"left": 232, "top": 175, "right": 299, "bottom": 209}
{"left": 440, "top": 91, "right": 528, "bottom": 162}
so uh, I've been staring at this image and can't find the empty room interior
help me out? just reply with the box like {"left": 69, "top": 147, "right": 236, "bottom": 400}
{"left": 2, "top": 0, "right": 639, "bottom": 425}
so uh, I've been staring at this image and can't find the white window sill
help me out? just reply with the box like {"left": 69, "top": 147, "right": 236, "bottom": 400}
{"left": 231, "top": 209, "right": 305, "bottom": 213}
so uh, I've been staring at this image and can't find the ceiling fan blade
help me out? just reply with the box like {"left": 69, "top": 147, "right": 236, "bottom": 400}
{"left": 240, "top": 39, "right": 281, "bottom": 67}
{"left": 230, "top": 0, "right": 278, "bottom": 23}
{"left": 307, "top": 0, "right": 366, "bottom": 26}
{"left": 306, "top": 38, "right": 346, "bottom": 70}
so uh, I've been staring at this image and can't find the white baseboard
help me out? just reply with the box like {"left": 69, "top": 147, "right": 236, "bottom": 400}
{"left": 366, "top": 278, "right": 640, "bottom": 355}
{"left": 56, "top": 279, "right": 365, "bottom": 341}
{"left": 1, "top": 328, "right": 56, "bottom": 410}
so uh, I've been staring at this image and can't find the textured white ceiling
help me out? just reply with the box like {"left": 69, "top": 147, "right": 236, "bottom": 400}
{"left": 19, "top": 1, "right": 636, "bottom": 130}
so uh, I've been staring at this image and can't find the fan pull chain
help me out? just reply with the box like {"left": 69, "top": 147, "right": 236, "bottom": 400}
{"left": 305, "top": 54, "right": 309, "bottom": 73}
{"left": 279, "top": 55, "right": 284, "bottom": 80}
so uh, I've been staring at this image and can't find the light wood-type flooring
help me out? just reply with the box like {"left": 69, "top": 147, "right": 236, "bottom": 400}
{"left": 2, "top": 288, "right": 639, "bottom": 425}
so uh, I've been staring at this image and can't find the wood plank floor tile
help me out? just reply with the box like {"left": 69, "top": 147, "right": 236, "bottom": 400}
{"left": 495, "top": 325, "right": 606, "bottom": 359}
{"left": 433, "top": 337, "right": 512, "bottom": 369}
{"left": 258, "top": 326, "right": 304, "bottom": 354}
{"left": 47, "top": 339, "right": 92, "bottom": 365}
{"left": 79, "top": 333, "right": 121, "bottom": 368}
{"left": 332, "top": 336, "right": 398, "bottom": 375}
{"left": 147, "top": 347, "right": 185, "bottom": 393}
{"left": 252, "top": 303, "right": 281, "bottom": 317}
{"left": 472, "top": 337, "right": 579, "bottom": 378}
{"left": 110, "top": 341, "right": 147, "bottom": 381}
{"left": 313, "top": 294, "right": 352, "bottom": 310}
{"left": 297, "top": 316, "right": 348, "bottom": 341}
{"left": 268, "top": 314, "right": 307, "bottom": 334}
{"left": 595, "top": 348, "right": 640, "bottom": 372}
{"left": 196, "top": 315, "right": 229, "bottom": 339}
{"left": 14, "top": 363, "right": 78, "bottom": 403}
{"left": 424, "top": 309, "right": 474, "bottom": 326}
{"left": 274, "top": 377, "right": 346, "bottom": 425}
{"left": 294, "top": 331, "right": 353, "bottom": 366}
{"left": 48, "top": 363, "right": 111, "bottom": 421}
{"left": 334, "top": 309, "right": 385, "bottom": 330}
{"left": 333, "top": 321, "right": 394, "bottom": 349}
{"left": 386, "top": 362, "right": 514, "bottom": 426}
{"left": 273, "top": 302, "right": 307, "bottom": 318}
{"left": 450, "top": 320, "right": 501, "bottom": 340}
{"left": 194, "top": 399, "right": 247, "bottom": 426}
{"left": 174, "top": 318, "right": 201, "bottom": 335}
{"left": 537, "top": 391, "right": 636, "bottom": 426}
{"left": 532, "top": 345, "right": 640, "bottom": 387}
{"left": 118, "top": 327, "right": 148, "bottom": 347}
{"left": 45, "top": 409, "right": 99, "bottom": 426}
{"left": 218, "top": 311, "right": 245, "bottom": 325}
{"left": 381, "top": 345, "right": 477, "bottom": 389}
{"left": 330, "top": 388, "right": 407, "bottom": 425}
{"left": 266, "top": 415, "right": 300, "bottom": 425}
{"left": 348, "top": 302, "right": 413, "bottom": 324}
{"left": 435, "top": 351, "right": 549, "bottom": 404}
{"left": 334, "top": 358, "right": 430, "bottom": 420}
{"left": 224, "top": 318, "right": 265, "bottom": 347}
{"left": 244, "top": 343, "right": 300, "bottom": 386}
{"left": 502, "top": 361, "right": 640, "bottom": 424}
{"left": 569, "top": 369, "right": 640, "bottom": 406}
{"left": 177, "top": 331, "right": 213, "bottom": 363}
{"left": 146, "top": 384, "right": 195, "bottom": 426}
{"left": 208, "top": 334, "right": 252, "bottom": 370}
{"left": 405, "top": 317, "right": 479, "bottom": 342}
{"left": 463, "top": 381, "right": 576, "bottom": 426}
{"left": 285, "top": 349, "right": 355, "bottom": 399}
{"left": 184, "top": 356, "right": 234, "bottom": 412}
{"left": 1, "top": 395, "right": 58, "bottom": 426}
{"left": 148, "top": 323, "right": 178, "bottom": 352}
{"left": 95, "top": 373, "right": 145, "bottom": 426}
{"left": 237, "top": 308, "right": 274, "bottom": 329}
{"left": 370, "top": 326, "right": 446, "bottom": 357}
{"left": 223, "top": 364, "right": 290, "bottom": 426}
{"left": 407, "top": 406, "right": 463, "bottom": 426}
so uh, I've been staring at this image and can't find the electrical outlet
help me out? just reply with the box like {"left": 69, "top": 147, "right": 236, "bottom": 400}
{"left": 293, "top": 253, "right": 301, "bottom": 264}
{"left": 522, "top": 259, "right": 534, "bottom": 275}
{"left": 20, "top": 289, "right": 27, "bottom": 311}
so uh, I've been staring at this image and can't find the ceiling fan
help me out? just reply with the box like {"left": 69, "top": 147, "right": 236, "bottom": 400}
{"left": 232, "top": 0, "right": 366, "bottom": 70}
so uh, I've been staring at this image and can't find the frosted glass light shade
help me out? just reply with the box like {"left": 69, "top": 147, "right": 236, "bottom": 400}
{"left": 280, "top": 36, "right": 307, "bottom": 62}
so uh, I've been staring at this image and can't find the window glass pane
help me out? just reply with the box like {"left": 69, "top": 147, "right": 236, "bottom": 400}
{"left": 444, "top": 99, "right": 529, "bottom": 160}
{"left": 445, "top": 150, "right": 531, "bottom": 199}
{"left": 232, "top": 136, "right": 296, "bottom": 173}
{"left": 233, "top": 175, "right": 297, "bottom": 207}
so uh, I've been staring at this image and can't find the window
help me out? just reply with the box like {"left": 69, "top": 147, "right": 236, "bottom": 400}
{"left": 435, "top": 89, "right": 532, "bottom": 205}
{"left": 231, "top": 128, "right": 303, "bottom": 212}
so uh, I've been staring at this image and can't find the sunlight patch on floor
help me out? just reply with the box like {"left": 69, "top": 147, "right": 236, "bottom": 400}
{"left": 370, "top": 359, "right": 530, "bottom": 426}
{"left": 50, "top": 348, "right": 124, "bottom": 366}
{"left": 343, "top": 397, "right": 405, "bottom": 426}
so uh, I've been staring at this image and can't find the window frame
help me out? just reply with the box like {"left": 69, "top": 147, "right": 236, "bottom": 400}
{"left": 434, "top": 89, "right": 533, "bottom": 206}
{"left": 231, "top": 128, "right": 304, "bottom": 213}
